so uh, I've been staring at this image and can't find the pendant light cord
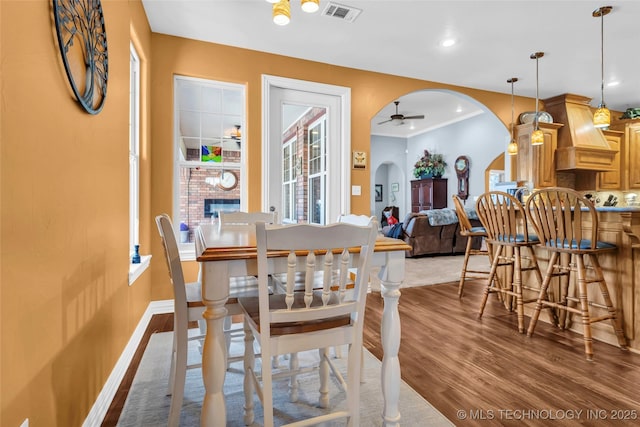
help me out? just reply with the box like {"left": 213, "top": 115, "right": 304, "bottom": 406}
{"left": 534, "top": 54, "right": 540, "bottom": 130}
{"left": 600, "top": 10, "right": 605, "bottom": 107}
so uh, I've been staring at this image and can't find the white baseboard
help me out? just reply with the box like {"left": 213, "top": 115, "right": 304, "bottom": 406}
{"left": 83, "top": 300, "right": 174, "bottom": 426}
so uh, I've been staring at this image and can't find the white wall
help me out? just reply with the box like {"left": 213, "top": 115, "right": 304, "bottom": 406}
{"left": 370, "top": 135, "right": 408, "bottom": 221}
{"left": 406, "top": 112, "right": 509, "bottom": 210}
{"left": 371, "top": 110, "right": 509, "bottom": 217}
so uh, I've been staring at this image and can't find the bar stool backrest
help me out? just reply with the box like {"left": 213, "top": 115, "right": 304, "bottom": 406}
{"left": 475, "top": 191, "right": 535, "bottom": 245}
{"left": 525, "top": 187, "right": 599, "bottom": 250}
{"left": 453, "top": 194, "right": 473, "bottom": 234}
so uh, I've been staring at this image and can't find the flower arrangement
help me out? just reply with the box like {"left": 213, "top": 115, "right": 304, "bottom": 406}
{"left": 413, "top": 150, "right": 447, "bottom": 178}
{"left": 179, "top": 222, "right": 189, "bottom": 231}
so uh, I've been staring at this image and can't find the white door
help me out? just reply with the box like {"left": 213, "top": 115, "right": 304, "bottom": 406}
{"left": 262, "top": 76, "right": 351, "bottom": 224}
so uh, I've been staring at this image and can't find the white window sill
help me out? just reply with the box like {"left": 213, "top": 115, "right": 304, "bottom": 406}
{"left": 129, "top": 254, "right": 152, "bottom": 286}
{"left": 179, "top": 245, "right": 196, "bottom": 262}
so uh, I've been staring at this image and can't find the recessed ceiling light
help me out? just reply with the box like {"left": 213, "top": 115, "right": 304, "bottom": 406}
{"left": 607, "top": 81, "right": 620, "bottom": 87}
{"left": 456, "top": 106, "right": 463, "bottom": 113}
{"left": 441, "top": 38, "right": 456, "bottom": 47}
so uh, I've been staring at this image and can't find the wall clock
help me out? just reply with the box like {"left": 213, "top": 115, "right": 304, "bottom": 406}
{"left": 53, "top": 0, "right": 109, "bottom": 114}
{"left": 218, "top": 170, "right": 238, "bottom": 191}
{"left": 454, "top": 156, "right": 470, "bottom": 200}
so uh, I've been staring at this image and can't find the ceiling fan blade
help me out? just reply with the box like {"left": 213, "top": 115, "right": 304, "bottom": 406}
{"left": 402, "top": 115, "right": 425, "bottom": 120}
{"left": 377, "top": 119, "right": 392, "bottom": 125}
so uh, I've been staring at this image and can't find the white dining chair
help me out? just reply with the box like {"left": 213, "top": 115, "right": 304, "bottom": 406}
{"left": 156, "top": 214, "right": 260, "bottom": 426}
{"left": 156, "top": 214, "right": 207, "bottom": 427}
{"left": 212, "top": 210, "right": 279, "bottom": 368}
{"left": 218, "top": 210, "right": 278, "bottom": 225}
{"left": 239, "top": 221, "right": 378, "bottom": 426}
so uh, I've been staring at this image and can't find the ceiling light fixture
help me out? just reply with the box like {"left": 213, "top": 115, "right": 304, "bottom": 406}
{"left": 269, "top": 0, "right": 319, "bottom": 26}
{"left": 301, "top": 0, "right": 320, "bottom": 13}
{"left": 507, "top": 77, "right": 519, "bottom": 156}
{"left": 441, "top": 38, "right": 456, "bottom": 47}
{"left": 232, "top": 124, "right": 241, "bottom": 140}
{"left": 272, "top": 0, "right": 291, "bottom": 26}
{"left": 593, "top": 5, "right": 612, "bottom": 129}
{"left": 530, "top": 51, "right": 544, "bottom": 146}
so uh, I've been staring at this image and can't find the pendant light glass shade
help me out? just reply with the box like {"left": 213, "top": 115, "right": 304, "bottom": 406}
{"left": 507, "top": 139, "right": 519, "bottom": 156}
{"left": 507, "top": 77, "right": 519, "bottom": 156}
{"left": 594, "top": 106, "right": 611, "bottom": 128}
{"left": 593, "top": 6, "right": 612, "bottom": 129}
{"left": 531, "top": 129, "right": 544, "bottom": 145}
{"left": 530, "top": 52, "right": 544, "bottom": 146}
{"left": 273, "top": 0, "right": 291, "bottom": 25}
{"left": 301, "top": 0, "right": 320, "bottom": 13}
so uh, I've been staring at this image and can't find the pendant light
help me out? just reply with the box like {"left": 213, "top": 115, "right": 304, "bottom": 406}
{"left": 269, "top": 0, "right": 319, "bottom": 26}
{"left": 301, "top": 0, "right": 320, "bottom": 13}
{"left": 507, "top": 77, "right": 519, "bottom": 156}
{"left": 530, "top": 52, "right": 544, "bottom": 146}
{"left": 272, "top": 0, "right": 291, "bottom": 26}
{"left": 593, "top": 6, "right": 612, "bottom": 129}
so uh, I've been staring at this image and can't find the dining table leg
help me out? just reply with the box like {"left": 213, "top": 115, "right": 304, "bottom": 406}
{"left": 378, "top": 251, "right": 404, "bottom": 427}
{"left": 200, "top": 267, "right": 229, "bottom": 427}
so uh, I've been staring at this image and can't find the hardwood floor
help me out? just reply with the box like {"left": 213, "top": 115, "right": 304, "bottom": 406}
{"left": 364, "top": 280, "right": 640, "bottom": 426}
{"left": 104, "top": 280, "right": 640, "bottom": 426}
{"left": 101, "top": 314, "right": 174, "bottom": 427}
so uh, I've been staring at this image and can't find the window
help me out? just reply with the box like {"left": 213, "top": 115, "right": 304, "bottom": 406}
{"left": 129, "top": 43, "right": 151, "bottom": 284}
{"left": 129, "top": 44, "right": 140, "bottom": 256}
{"left": 307, "top": 117, "right": 326, "bottom": 224}
{"left": 174, "top": 76, "right": 246, "bottom": 256}
{"left": 282, "top": 137, "right": 297, "bottom": 223}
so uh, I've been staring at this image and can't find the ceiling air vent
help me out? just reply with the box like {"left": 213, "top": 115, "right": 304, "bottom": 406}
{"left": 322, "top": 2, "right": 362, "bottom": 23}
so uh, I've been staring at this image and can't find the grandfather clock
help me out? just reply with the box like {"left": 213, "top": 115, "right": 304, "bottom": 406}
{"left": 454, "top": 156, "right": 470, "bottom": 200}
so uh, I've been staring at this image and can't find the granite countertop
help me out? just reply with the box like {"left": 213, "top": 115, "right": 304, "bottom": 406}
{"left": 595, "top": 206, "right": 640, "bottom": 212}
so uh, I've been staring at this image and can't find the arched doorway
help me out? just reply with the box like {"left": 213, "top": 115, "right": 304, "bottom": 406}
{"left": 370, "top": 89, "right": 511, "bottom": 217}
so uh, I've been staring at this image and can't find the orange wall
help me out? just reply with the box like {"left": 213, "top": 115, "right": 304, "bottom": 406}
{"left": 0, "top": 1, "right": 152, "bottom": 425}
{"left": 0, "top": 1, "right": 537, "bottom": 425}
{"left": 149, "top": 34, "right": 534, "bottom": 299}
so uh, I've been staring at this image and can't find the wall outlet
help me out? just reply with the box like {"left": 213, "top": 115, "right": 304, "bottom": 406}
{"left": 352, "top": 185, "right": 361, "bottom": 196}
{"left": 20, "top": 419, "right": 29, "bottom": 427}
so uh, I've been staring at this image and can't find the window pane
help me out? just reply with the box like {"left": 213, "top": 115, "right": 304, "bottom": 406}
{"left": 177, "top": 166, "right": 241, "bottom": 242}
{"left": 174, "top": 76, "right": 245, "bottom": 247}
{"left": 309, "top": 176, "right": 323, "bottom": 224}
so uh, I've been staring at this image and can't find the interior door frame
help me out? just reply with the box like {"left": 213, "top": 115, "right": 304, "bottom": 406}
{"left": 261, "top": 75, "right": 351, "bottom": 221}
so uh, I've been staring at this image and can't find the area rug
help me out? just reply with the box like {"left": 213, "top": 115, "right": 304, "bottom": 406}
{"left": 117, "top": 332, "right": 453, "bottom": 426}
{"left": 369, "top": 254, "right": 490, "bottom": 291}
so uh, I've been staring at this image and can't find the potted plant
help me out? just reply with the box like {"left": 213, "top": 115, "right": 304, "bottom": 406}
{"left": 413, "top": 150, "right": 447, "bottom": 179}
{"left": 179, "top": 222, "right": 189, "bottom": 243}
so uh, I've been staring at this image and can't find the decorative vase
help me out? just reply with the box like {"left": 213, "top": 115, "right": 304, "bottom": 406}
{"left": 419, "top": 172, "right": 433, "bottom": 179}
{"left": 132, "top": 244, "right": 141, "bottom": 264}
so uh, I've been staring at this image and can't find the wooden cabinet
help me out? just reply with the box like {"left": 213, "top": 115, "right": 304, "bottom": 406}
{"left": 597, "top": 129, "right": 624, "bottom": 190}
{"left": 515, "top": 122, "right": 563, "bottom": 188}
{"left": 411, "top": 178, "right": 447, "bottom": 212}
{"left": 610, "top": 119, "right": 640, "bottom": 190}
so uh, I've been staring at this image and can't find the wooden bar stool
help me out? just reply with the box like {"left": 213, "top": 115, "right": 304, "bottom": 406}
{"left": 525, "top": 187, "right": 627, "bottom": 361}
{"left": 475, "top": 191, "right": 544, "bottom": 333}
{"left": 452, "top": 195, "right": 493, "bottom": 298}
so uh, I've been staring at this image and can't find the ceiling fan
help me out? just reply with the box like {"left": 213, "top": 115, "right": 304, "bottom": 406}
{"left": 377, "top": 101, "right": 425, "bottom": 125}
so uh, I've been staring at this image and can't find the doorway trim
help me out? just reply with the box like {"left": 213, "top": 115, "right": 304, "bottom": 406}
{"left": 261, "top": 75, "right": 351, "bottom": 219}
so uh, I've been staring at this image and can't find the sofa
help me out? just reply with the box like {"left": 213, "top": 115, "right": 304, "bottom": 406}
{"left": 400, "top": 207, "right": 483, "bottom": 258}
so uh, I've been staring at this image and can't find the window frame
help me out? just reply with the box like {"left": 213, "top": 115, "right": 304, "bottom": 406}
{"left": 307, "top": 116, "right": 327, "bottom": 224}
{"left": 173, "top": 76, "right": 247, "bottom": 259}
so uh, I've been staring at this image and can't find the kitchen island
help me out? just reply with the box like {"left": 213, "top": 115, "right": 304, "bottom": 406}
{"left": 499, "top": 206, "right": 640, "bottom": 352}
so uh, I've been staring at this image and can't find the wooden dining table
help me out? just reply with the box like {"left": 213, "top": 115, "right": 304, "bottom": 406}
{"left": 195, "top": 222, "right": 411, "bottom": 427}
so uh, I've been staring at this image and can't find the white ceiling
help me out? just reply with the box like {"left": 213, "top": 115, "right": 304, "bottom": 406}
{"left": 143, "top": 0, "right": 640, "bottom": 138}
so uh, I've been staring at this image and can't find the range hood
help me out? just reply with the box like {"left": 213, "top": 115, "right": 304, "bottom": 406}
{"left": 543, "top": 94, "right": 617, "bottom": 171}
